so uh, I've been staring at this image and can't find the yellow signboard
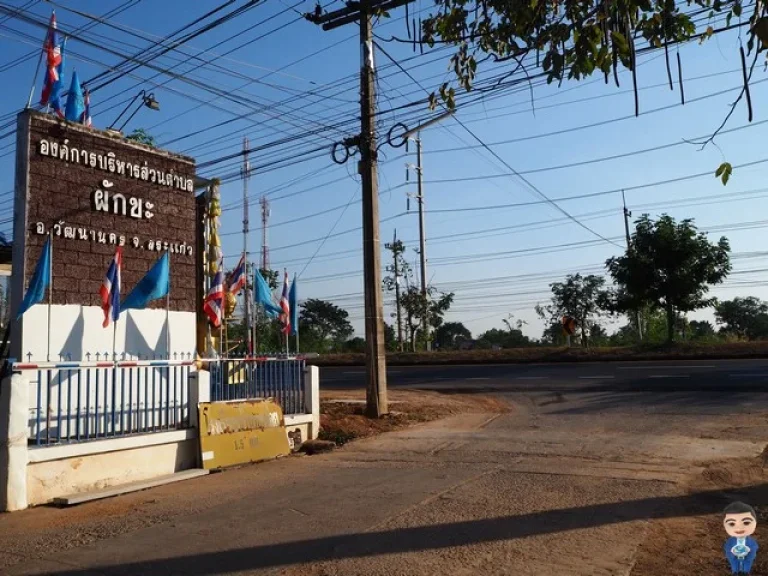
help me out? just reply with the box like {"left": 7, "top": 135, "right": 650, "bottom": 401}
{"left": 198, "top": 399, "right": 290, "bottom": 470}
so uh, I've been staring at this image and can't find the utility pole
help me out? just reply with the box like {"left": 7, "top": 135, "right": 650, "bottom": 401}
{"left": 306, "top": 0, "right": 413, "bottom": 417}
{"left": 415, "top": 134, "right": 430, "bottom": 351}
{"left": 242, "top": 137, "right": 252, "bottom": 356}
{"left": 622, "top": 190, "right": 642, "bottom": 341}
{"left": 392, "top": 229, "right": 403, "bottom": 352}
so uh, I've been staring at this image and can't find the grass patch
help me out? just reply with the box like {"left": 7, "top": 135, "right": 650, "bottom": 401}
{"left": 306, "top": 341, "right": 768, "bottom": 367}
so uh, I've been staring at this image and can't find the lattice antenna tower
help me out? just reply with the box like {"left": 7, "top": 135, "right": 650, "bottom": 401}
{"left": 260, "top": 196, "right": 270, "bottom": 271}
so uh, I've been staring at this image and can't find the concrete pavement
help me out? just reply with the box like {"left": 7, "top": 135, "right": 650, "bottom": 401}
{"left": 3, "top": 385, "right": 768, "bottom": 575}
{"left": 320, "top": 358, "right": 768, "bottom": 391}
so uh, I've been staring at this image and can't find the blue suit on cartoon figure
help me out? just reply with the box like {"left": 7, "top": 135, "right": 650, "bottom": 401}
{"left": 723, "top": 502, "right": 759, "bottom": 575}
{"left": 724, "top": 536, "right": 758, "bottom": 574}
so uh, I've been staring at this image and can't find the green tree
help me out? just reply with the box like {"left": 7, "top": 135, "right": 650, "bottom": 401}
{"left": 477, "top": 326, "right": 532, "bottom": 349}
{"left": 125, "top": 128, "right": 156, "bottom": 147}
{"left": 540, "top": 322, "right": 568, "bottom": 346}
{"left": 342, "top": 337, "right": 366, "bottom": 353}
{"left": 606, "top": 214, "right": 731, "bottom": 342}
{"left": 536, "top": 273, "right": 609, "bottom": 347}
{"left": 689, "top": 320, "right": 718, "bottom": 341}
{"left": 715, "top": 297, "right": 768, "bottom": 340}
{"left": 383, "top": 237, "right": 413, "bottom": 351}
{"left": 400, "top": 286, "right": 454, "bottom": 351}
{"left": 433, "top": 321, "right": 471, "bottom": 350}
{"left": 421, "top": 0, "right": 760, "bottom": 183}
{"left": 299, "top": 299, "right": 353, "bottom": 352}
{"left": 384, "top": 322, "right": 397, "bottom": 352}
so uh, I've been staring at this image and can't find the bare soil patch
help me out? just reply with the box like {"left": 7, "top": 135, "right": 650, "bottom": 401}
{"left": 318, "top": 389, "right": 509, "bottom": 446}
{"left": 632, "top": 451, "right": 768, "bottom": 575}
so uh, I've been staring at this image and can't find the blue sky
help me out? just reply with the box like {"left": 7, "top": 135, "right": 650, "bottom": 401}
{"left": 1, "top": 0, "right": 767, "bottom": 340}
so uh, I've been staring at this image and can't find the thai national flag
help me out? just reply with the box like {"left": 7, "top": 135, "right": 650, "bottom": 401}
{"left": 204, "top": 267, "right": 225, "bottom": 328}
{"left": 99, "top": 248, "right": 122, "bottom": 328}
{"left": 229, "top": 254, "right": 246, "bottom": 295}
{"left": 279, "top": 271, "right": 290, "bottom": 335}
{"left": 40, "top": 11, "right": 62, "bottom": 106}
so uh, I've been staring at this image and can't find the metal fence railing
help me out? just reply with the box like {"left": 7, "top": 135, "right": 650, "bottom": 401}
{"left": 11, "top": 359, "right": 195, "bottom": 446}
{"left": 208, "top": 357, "right": 306, "bottom": 415}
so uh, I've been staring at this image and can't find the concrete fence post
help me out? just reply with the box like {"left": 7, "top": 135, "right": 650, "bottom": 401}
{"left": 304, "top": 365, "right": 320, "bottom": 440}
{"left": 188, "top": 370, "right": 210, "bottom": 432}
{"left": 0, "top": 372, "right": 29, "bottom": 511}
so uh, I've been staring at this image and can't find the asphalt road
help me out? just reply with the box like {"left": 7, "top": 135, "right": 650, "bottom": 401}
{"left": 319, "top": 358, "right": 768, "bottom": 391}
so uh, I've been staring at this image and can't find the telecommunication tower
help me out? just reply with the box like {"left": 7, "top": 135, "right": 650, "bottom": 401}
{"left": 260, "top": 196, "right": 270, "bottom": 272}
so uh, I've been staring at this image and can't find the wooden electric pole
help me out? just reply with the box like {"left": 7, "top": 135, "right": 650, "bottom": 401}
{"left": 622, "top": 190, "right": 642, "bottom": 341}
{"left": 307, "top": 0, "right": 414, "bottom": 417}
{"left": 392, "top": 229, "right": 403, "bottom": 352}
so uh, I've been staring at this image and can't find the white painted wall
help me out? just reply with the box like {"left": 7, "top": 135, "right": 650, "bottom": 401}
{"left": 17, "top": 304, "right": 196, "bottom": 362}
{"left": 26, "top": 436, "right": 198, "bottom": 505}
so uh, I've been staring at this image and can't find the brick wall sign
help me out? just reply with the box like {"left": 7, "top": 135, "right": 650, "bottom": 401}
{"left": 13, "top": 111, "right": 198, "bottom": 312}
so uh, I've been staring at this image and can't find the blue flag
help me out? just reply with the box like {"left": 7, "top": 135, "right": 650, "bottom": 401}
{"left": 255, "top": 270, "right": 281, "bottom": 318}
{"left": 17, "top": 237, "right": 51, "bottom": 319}
{"left": 121, "top": 253, "right": 170, "bottom": 311}
{"left": 288, "top": 274, "right": 298, "bottom": 336}
{"left": 64, "top": 70, "right": 84, "bottom": 123}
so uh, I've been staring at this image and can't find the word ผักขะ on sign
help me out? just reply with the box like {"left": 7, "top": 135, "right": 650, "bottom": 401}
{"left": 92, "top": 179, "right": 154, "bottom": 220}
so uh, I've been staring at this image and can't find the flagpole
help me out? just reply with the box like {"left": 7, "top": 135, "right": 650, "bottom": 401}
{"left": 26, "top": 47, "right": 44, "bottom": 110}
{"left": 46, "top": 231, "right": 52, "bottom": 361}
{"left": 166, "top": 250, "right": 171, "bottom": 358}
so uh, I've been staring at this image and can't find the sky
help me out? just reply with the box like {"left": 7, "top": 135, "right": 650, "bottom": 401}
{"left": 1, "top": 0, "right": 767, "bottom": 341}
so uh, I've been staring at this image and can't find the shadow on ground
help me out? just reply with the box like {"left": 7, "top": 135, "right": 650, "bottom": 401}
{"left": 44, "top": 482, "right": 768, "bottom": 575}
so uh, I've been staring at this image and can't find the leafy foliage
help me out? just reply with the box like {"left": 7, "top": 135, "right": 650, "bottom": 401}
{"left": 383, "top": 237, "right": 413, "bottom": 351}
{"left": 433, "top": 321, "right": 472, "bottom": 350}
{"left": 605, "top": 214, "right": 731, "bottom": 342}
{"left": 299, "top": 298, "right": 354, "bottom": 352}
{"left": 422, "top": 0, "right": 750, "bottom": 95}
{"left": 125, "top": 128, "right": 156, "bottom": 147}
{"left": 715, "top": 297, "right": 768, "bottom": 340}
{"left": 536, "top": 273, "right": 609, "bottom": 347}
{"left": 400, "top": 286, "right": 455, "bottom": 351}
{"left": 477, "top": 326, "right": 533, "bottom": 349}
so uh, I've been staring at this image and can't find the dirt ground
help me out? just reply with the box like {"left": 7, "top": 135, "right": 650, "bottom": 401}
{"left": 2, "top": 388, "right": 768, "bottom": 576}
{"left": 318, "top": 388, "right": 510, "bottom": 445}
{"left": 632, "top": 453, "right": 768, "bottom": 575}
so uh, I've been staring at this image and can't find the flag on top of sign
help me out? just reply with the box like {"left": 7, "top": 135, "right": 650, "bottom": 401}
{"left": 48, "top": 38, "right": 66, "bottom": 118}
{"left": 204, "top": 265, "right": 225, "bottom": 328}
{"left": 229, "top": 254, "right": 246, "bottom": 295}
{"left": 279, "top": 271, "right": 290, "bottom": 335}
{"left": 64, "top": 70, "right": 84, "bottom": 123}
{"left": 40, "top": 11, "right": 62, "bottom": 106}
{"left": 82, "top": 88, "right": 92, "bottom": 127}
{"left": 100, "top": 248, "right": 122, "bottom": 328}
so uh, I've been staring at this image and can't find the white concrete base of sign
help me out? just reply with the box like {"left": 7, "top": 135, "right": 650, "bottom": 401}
{"left": 27, "top": 432, "right": 198, "bottom": 506}
{"left": 14, "top": 304, "right": 196, "bottom": 362}
{"left": 0, "top": 373, "right": 29, "bottom": 511}
{"left": 52, "top": 468, "right": 209, "bottom": 506}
